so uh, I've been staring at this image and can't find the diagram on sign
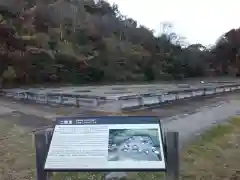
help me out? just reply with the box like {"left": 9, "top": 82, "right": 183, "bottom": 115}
{"left": 108, "top": 129, "right": 161, "bottom": 161}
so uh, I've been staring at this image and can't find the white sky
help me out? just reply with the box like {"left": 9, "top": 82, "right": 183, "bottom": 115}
{"left": 106, "top": 0, "right": 240, "bottom": 45}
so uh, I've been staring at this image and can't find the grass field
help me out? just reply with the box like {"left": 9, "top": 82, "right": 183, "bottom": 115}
{"left": 0, "top": 114, "right": 240, "bottom": 180}
{"left": 180, "top": 117, "right": 240, "bottom": 180}
{"left": 0, "top": 115, "right": 36, "bottom": 180}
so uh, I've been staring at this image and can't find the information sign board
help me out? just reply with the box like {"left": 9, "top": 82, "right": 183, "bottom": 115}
{"left": 44, "top": 116, "right": 166, "bottom": 171}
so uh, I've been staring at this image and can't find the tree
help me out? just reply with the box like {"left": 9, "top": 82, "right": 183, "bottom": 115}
{"left": 0, "top": 0, "right": 237, "bottom": 86}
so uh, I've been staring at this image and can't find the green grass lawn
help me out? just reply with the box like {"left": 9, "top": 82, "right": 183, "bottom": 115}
{"left": 0, "top": 118, "right": 36, "bottom": 180}
{"left": 180, "top": 117, "right": 240, "bottom": 180}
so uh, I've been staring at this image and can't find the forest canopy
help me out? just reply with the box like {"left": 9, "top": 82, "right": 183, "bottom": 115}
{"left": 0, "top": 0, "right": 239, "bottom": 86}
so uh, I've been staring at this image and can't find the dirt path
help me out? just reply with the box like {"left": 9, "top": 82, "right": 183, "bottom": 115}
{"left": 162, "top": 99, "right": 240, "bottom": 149}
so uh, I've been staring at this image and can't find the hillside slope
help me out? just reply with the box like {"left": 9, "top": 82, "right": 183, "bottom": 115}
{"left": 0, "top": 0, "right": 239, "bottom": 86}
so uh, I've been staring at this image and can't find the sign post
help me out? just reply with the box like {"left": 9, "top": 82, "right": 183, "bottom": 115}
{"left": 34, "top": 129, "right": 53, "bottom": 180}
{"left": 165, "top": 131, "right": 180, "bottom": 180}
{"left": 34, "top": 116, "right": 179, "bottom": 180}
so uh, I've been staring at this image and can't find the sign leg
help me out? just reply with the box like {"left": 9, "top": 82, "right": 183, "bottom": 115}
{"left": 35, "top": 129, "right": 53, "bottom": 180}
{"left": 165, "top": 131, "right": 180, "bottom": 180}
{"left": 35, "top": 131, "right": 49, "bottom": 180}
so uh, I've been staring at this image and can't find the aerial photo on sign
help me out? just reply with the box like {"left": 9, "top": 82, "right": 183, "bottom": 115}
{"left": 108, "top": 128, "right": 161, "bottom": 161}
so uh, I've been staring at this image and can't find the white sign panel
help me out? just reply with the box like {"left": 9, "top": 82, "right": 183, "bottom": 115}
{"left": 121, "top": 99, "right": 140, "bottom": 109}
{"left": 14, "top": 93, "right": 25, "bottom": 99}
{"left": 44, "top": 117, "right": 166, "bottom": 171}
{"left": 191, "top": 91, "right": 197, "bottom": 97}
{"left": 162, "top": 94, "right": 176, "bottom": 102}
{"left": 205, "top": 89, "right": 215, "bottom": 95}
{"left": 216, "top": 88, "right": 224, "bottom": 93}
{"left": 6, "top": 92, "right": 13, "bottom": 97}
{"left": 194, "top": 90, "right": 204, "bottom": 96}
{"left": 225, "top": 88, "right": 231, "bottom": 92}
{"left": 178, "top": 92, "right": 192, "bottom": 99}
{"left": 48, "top": 95, "right": 61, "bottom": 104}
{"left": 142, "top": 96, "right": 159, "bottom": 105}
{"left": 36, "top": 94, "right": 47, "bottom": 103}
{"left": 62, "top": 96, "right": 77, "bottom": 105}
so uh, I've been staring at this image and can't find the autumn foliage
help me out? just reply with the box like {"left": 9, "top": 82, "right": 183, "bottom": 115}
{"left": 0, "top": 0, "right": 239, "bottom": 86}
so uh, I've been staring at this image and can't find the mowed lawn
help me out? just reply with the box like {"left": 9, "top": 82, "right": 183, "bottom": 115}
{"left": 1, "top": 114, "right": 240, "bottom": 180}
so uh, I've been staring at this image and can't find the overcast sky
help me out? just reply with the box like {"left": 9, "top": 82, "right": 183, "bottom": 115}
{"left": 106, "top": 0, "right": 239, "bottom": 46}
